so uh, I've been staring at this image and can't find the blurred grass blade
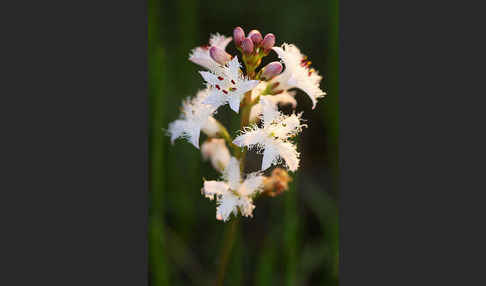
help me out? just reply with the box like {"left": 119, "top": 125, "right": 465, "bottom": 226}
{"left": 149, "top": 0, "right": 168, "bottom": 284}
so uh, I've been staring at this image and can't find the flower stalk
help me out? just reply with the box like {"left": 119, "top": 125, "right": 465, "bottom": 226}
{"left": 167, "top": 24, "right": 326, "bottom": 285}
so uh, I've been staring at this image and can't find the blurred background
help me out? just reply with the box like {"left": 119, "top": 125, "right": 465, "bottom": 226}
{"left": 149, "top": 0, "right": 338, "bottom": 285}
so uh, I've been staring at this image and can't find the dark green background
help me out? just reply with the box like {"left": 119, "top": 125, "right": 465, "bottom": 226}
{"left": 149, "top": 0, "right": 338, "bottom": 284}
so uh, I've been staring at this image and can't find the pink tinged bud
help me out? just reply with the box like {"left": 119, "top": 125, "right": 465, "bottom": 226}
{"left": 233, "top": 26, "right": 245, "bottom": 47}
{"left": 261, "top": 61, "right": 283, "bottom": 80}
{"left": 209, "top": 46, "right": 231, "bottom": 65}
{"left": 261, "top": 33, "right": 276, "bottom": 51}
{"left": 248, "top": 29, "right": 263, "bottom": 45}
{"left": 241, "top": 38, "right": 254, "bottom": 54}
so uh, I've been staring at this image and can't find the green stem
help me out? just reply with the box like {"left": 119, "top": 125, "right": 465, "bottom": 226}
{"left": 215, "top": 218, "right": 239, "bottom": 286}
{"left": 216, "top": 121, "right": 241, "bottom": 157}
{"left": 215, "top": 90, "right": 254, "bottom": 285}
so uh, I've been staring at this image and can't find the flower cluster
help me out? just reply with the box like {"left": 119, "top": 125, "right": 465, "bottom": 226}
{"left": 167, "top": 26, "right": 325, "bottom": 222}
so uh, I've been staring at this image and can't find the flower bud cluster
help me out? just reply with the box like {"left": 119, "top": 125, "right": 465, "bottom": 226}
{"left": 233, "top": 27, "right": 277, "bottom": 78}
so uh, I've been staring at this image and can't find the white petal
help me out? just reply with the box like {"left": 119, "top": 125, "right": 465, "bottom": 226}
{"left": 238, "top": 80, "right": 260, "bottom": 94}
{"left": 216, "top": 192, "right": 240, "bottom": 221}
{"left": 209, "top": 33, "right": 232, "bottom": 50}
{"left": 233, "top": 128, "right": 265, "bottom": 148}
{"left": 202, "top": 89, "right": 227, "bottom": 110}
{"left": 203, "top": 180, "right": 229, "bottom": 200}
{"left": 272, "top": 46, "right": 286, "bottom": 59}
{"left": 167, "top": 119, "right": 201, "bottom": 148}
{"left": 167, "top": 120, "right": 186, "bottom": 144}
{"left": 227, "top": 56, "right": 242, "bottom": 80}
{"left": 199, "top": 71, "right": 220, "bottom": 86}
{"left": 261, "top": 143, "right": 280, "bottom": 171}
{"left": 186, "top": 125, "right": 201, "bottom": 149}
{"left": 239, "top": 172, "right": 264, "bottom": 197}
{"left": 224, "top": 157, "right": 241, "bottom": 190}
{"left": 274, "top": 140, "right": 300, "bottom": 171}
{"left": 189, "top": 47, "right": 219, "bottom": 71}
{"left": 237, "top": 197, "right": 256, "bottom": 218}
{"left": 260, "top": 97, "right": 281, "bottom": 126}
{"left": 261, "top": 140, "right": 300, "bottom": 171}
{"left": 228, "top": 93, "right": 242, "bottom": 113}
{"left": 271, "top": 113, "right": 304, "bottom": 140}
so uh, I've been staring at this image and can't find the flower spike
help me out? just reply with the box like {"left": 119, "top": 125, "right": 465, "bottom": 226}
{"left": 169, "top": 26, "right": 326, "bottom": 223}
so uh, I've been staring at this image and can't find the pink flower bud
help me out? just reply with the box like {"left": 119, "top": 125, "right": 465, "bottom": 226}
{"left": 261, "top": 33, "right": 276, "bottom": 51}
{"left": 241, "top": 38, "right": 254, "bottom": 54}
{"left": 261, "top": 61, "right": 283, "bottom": 80}
{"left": 248, "top": 29, "right": 263, "bottom": 45}
{"left": 233, "top": 26, "right": 245, "bottom": 47}
{"left": 209, "top": 46, "right": 232, "bottom": 65}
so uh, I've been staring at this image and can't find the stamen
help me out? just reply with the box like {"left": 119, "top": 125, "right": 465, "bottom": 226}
{"left": 231, "top": 80, "right": 235, "bottom": 84}
{"left": 215, "top": 84, "right": 220, "bottom": 90}
{"left": 229, "top": 87, "right": 237, "bottom": 92}
{"left": 300, "top": 59, "right": 312, "bottom": 68}
{"left": 218, "top": 76, "right": 224, "bottom": 81}
{"left": 222, "top": 90, "right": 228, "bottom": 94}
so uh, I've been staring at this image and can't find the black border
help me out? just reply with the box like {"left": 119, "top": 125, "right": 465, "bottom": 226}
{"left": 3, "top": 0, "right": 148, "bottom": 285}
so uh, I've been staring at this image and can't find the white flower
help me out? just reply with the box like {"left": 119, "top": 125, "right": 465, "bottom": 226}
{"left": 270, "top": 43, "right": 326, "bottom": 109}
{"left": 202, "top": 157, "right": 264, "bottom": 221}
{"left": 201, "top": 138, "right": 231, "bottom": 172}
{"left": 199, "top": 57, "right": 259, "bottom": 113}
{"left": 233, "top": 97, "right": 305, "bottom": 172}
{"left": 189, "top": 33, "right": 232, "bottom": 72}
{"left": 167, "top": 89, "right": 219, "bottom": 149}
{"left": 249, "top": 82, "right": 297, "bottom": 122}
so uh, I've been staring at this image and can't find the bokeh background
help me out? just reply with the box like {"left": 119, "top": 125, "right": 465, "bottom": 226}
{"left": 149, "top": 0, "right": 338, "bottom": 285}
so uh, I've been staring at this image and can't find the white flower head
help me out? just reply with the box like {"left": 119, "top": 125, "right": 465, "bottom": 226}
{"left": 199, "top": 57, "right": 259, "bottom": 113}
{"left": 189, "top": 33, "right": 232, "bottom": 72}
{"left": 202, "top": 157, "right": 264, "bottom": 221}
{"left": 233, "top": 97, "right": 306, "bottom": 172}
{"left": 270, "top": 43, "right": 326, "bottom": 109}
{"left": 167, "top": 89, "right": 219, "bottom": 149}
{"left": 249, "top": 82, "right": 297, "bottom": 122}
{"left": 201, "top": 138, "right": 231, "bottom": 172}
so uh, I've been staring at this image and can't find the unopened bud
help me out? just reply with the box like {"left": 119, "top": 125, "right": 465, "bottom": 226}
{"left": 209, "top": 46, "right": 231, "bottom": 65}
{"left": 261, "top": 33, "right": 276, "bottom": 51}
{"left": 263, "top": 168, "right": 292, "bottom": 197}
{"left": 261, "top": 61, "right": 283, "bottom": 80}
{"left": 201, "top": 138, "right": 230, "bottom": 173}
{"left": 241, "top": 37, "right": 254, "bottom": 54}
{"left": 248, "top": 30, "right": 263, "bottom": 45}
{"left": 233, "top": 26, "right": 245, "bottom": 47}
